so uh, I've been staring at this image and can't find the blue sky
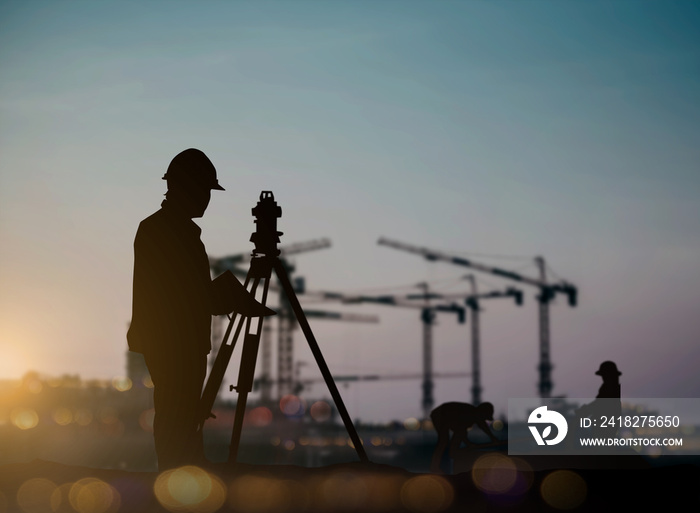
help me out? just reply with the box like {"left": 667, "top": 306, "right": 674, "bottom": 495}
{"left": 1, "top": 1, "right": 699, "bottom": 422}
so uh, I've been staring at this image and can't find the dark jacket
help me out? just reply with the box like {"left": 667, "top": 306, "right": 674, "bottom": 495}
{"left": 127, "top": 200, "right": 227, "bottom": 357}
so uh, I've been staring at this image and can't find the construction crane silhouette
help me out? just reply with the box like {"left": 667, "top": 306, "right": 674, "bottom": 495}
{"left": 211, "top": 238, "right": 378, "bottom": 402}
{"left": 404, "top": 276, "right": 523, "bottom": 405}
{"left": 378, "top": 238, "right": 577, "bottom": 398}
{"left": 332, "top": 283, "right": 466, "bottom": 420}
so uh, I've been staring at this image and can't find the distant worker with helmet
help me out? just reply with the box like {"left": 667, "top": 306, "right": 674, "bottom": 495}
{"left": 127, "top": 148, "right": 274, "bottom": 470}
{"left": 577, "top": 361, "right": 623, "bottom": 439}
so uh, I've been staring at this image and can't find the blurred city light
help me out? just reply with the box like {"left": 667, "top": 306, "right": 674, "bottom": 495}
{"left": 400, "top": 475, "right": 454, "bottom": 513}
{"left": 53, "top": 407, "right": 73, "bottom": 426}
{"left": 319, "top": 471, "right": 368, "bottom": 511}
{"left": 16, "top": 478, "right": 58, "bottom": 513}
{"left": 10, "top": 408, "right": 38, "bottom": 430}
{"left": 471, "top": 453, "right": 518, "bottom": 494}
{"left": 309, "top": 400, "right": 331, "bottom": 422}
{"left": 154, "top": 466, "right": 225, "bottom": 513}
{"left": 403, "top": 417, "right": 420, "bottom": 431}
{"left": 279, "top": 395, "right": 305, "bottom": 417}
{"left": 69, "top": 477, "right": 120, "bottom": 513}
{"left": 246, "top": 406, "right": 273, "bottom": 427}
{"left": 540, "top": 470, "right": 587, "bottom": 510}
{"left": 228, "top": 473, "right": 302, "bottom": 513}
{"left": 111, "top": 377, "right": 132, "bottom": 392}
{"left": 139, "top": 409, "right": 155, "bottom": 433}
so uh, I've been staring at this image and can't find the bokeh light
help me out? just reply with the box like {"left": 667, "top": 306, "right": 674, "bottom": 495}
{"left": 400, "top": 475, "right": 454, "bottom": 513}
{"left": 318, "top": 471, "right": 368, "bottom": 511}
{"left": 247, "top": 406, "right": 273, "bottom": 427}
{"left": 139, "top": 409, "right": 155, "bottom": 433}
{"left": 229, "top": 473, "right": 301, "bottom": 513}
{"left": 403, "top": 417, "right": 420, "bottom": 430}
{"left": 507, "top": 457, "right": 535, "bottom": 496}
{"left": 363, "top": 474, "right": 403, "bottom": 513}
{"left": 10, "top": 408, "right": 39, "bottom": 430}
{"left": 154, "top": 466, "right": 225, "bottom": 513}
{"left": 69, "top": 478, "right": 121, "bottom": 513}
{"left": 471, "top": 453, "right": 518, "bottom": 494}
{"left": 75, "top": 409, "right": 93, "bottom": 426}
{"left": 310, "top": 400, "right": 331, "bottom": 422}
{"left": 111, "top": 376, "right": 132, "bottom": 392}
{"left": 16, "top": 478, "right": 59, "bottom": 513}
{"left": 53, "top": 407, "right": 73, "bottom": 426}
{"left": 540, "top": 470, "right": 587, "bottom": 510}
{"left": 52, "top": 482, "right": 75, "bottom": 513}
{"left": 279, "top": 395, "right": 305, "bottom": 417}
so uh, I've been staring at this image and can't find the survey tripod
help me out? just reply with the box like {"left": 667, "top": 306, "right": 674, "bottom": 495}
{"left": 197, "top": 191, "right": 369, "bottom": 464}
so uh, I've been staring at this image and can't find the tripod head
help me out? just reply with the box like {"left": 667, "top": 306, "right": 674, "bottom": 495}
{"left": 250, "top": 191, "right": 283, "bottom": 257}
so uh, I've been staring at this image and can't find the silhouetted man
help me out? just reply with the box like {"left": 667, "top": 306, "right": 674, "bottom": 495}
{"left": 577, "top": 361, "right": 622, "bottom": 439}
{"left": 127, "top": 148, "right": 272, "bottom": 470}
{"left": 430, "top": 402, "right": 499, "bottom": 473}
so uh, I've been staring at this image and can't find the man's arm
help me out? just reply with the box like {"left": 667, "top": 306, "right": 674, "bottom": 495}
{"left": 476, "top": 419, "right": 499, "bottom": 442}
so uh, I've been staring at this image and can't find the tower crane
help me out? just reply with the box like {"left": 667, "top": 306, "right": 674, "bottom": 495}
{"left": 377, "top": 237, "right": 577, "bottom": 398}
{"left": 341, "top": 284, "right": 466, "bottom": 420}
{"left": 405, "top": 278, "right": 523, "bottom": 405}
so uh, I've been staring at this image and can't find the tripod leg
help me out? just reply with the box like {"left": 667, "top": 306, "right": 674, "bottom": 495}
{"left": 228, "top": 259, "right": 274, "bottom": 464}
{"left": 272, "top": 258, "right": 370, "bottom": 463}
{"left": 198, "top": 273, "right": 261, "bottom": 427}
{"left": 228, "top": 330, "right": 260, "bottom": 462}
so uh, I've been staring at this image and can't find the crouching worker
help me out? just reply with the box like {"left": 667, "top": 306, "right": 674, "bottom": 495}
{"left": 127, "top": 148, "right": 275, "bottom": 471}
{"left": 430, "top": 402, "right": 499, "bottom": 473}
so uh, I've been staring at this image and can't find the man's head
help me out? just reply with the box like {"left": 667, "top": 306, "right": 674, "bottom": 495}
{"left": 477, "top": 402, "right": 495, "bottom": 421}
{"left": 163, "top": 148, "right": 224, "bottom": 218}
{"left": 595, "top": 361, "right": 622, "bottom": 379}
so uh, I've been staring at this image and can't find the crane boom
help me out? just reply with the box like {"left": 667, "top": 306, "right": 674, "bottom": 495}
{"left": 377, "top": 237, "right": 576, "bottom": 304}
{"left": 304, "top": 310, "right": 379, "bottom": 323}
{"left": 211, "top": 238, "right": 331, "bottom": 271}
{"left": 378, "top": 237, "right": 577, "bottom": 398}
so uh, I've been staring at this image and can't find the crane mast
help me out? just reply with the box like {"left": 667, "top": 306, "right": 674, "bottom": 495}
{"left": 407, "top": 281, "right": 523, "bottom": 405}
{"left": 343, "top": 285, "right": 465, "bottom": 420}
{"left": 467, "top": 276, "right": 481, "bottom": 405}
{"left": 378, "top": 237, "right": 576, "bottom": 398}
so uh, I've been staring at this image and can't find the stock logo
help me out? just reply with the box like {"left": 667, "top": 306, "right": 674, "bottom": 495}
{"left": 528, "top": 406, "right": 568, "bottom": 446}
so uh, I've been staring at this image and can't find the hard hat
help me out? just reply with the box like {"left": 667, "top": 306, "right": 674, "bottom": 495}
{"left": 162, "top": 148, "right": 225, "bottom": 191}
{"left": 595, "top": 361, "right": 622, "bottom": 376}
